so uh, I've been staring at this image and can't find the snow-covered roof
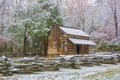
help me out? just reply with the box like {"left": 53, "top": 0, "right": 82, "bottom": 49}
{"left": 68, "top": 38, "right": 96, "bottom": 45}
{"left": 59, "top": 26, "right": 90, "bottom": 37}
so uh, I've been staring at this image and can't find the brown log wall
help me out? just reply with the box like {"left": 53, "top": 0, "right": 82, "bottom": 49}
{"left": 67, "top": 40, "right": 76, "bottom": 54}
{"left": 80, "top": 45, "right": 89, "bottom": 54}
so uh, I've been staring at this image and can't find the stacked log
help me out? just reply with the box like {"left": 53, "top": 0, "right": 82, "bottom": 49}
{"left": 0, "top": 58, "right": 12, "bottom": 76}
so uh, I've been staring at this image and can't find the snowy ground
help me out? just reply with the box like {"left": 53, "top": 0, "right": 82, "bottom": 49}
{"left": 1, "top": 64, "right": 120, "bottom": 80}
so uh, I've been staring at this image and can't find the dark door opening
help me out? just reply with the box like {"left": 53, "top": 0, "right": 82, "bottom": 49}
{"left": 44, "top": 45, "right": 48, "bottom": 56}
{"left": 76, "top": 45, "right": 80, "bottom": 54}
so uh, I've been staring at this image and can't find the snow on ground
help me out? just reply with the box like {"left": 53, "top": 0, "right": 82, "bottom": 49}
{"left": 1, "top": 64, "right": 120, "bottom": 80}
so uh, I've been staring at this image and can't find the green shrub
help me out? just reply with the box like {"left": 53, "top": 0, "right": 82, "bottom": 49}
{"left": 96, "top": 39, "right": 120, "bottom": 52}
{"left": 97, "top": 39, "right": 111, "bottom": 51}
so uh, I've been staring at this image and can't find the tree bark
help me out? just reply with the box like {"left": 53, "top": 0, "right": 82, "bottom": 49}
{"left": 113, "top": 9, "right": 118, "bottom": 38}
{"left": 23, "top": 8, "right": 29, "bottom": 56}
{"left": 108, "top": 0, "right": 119, "bottom": 38}
{"left": 10, "top": 45, "right": 13, "bottom": 55}
{"left": 23, "top": 24, "right": 27, "bottom": 56}
{"left": 4, "top": 44, "right": 7, "bottom": 54}
{"left": 0, "top": 0, "right": 5, "bottom": 9}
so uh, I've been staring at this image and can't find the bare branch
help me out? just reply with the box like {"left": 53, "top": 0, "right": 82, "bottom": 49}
{"left": 0, "top": 0, "right": 6, "bottom": 9}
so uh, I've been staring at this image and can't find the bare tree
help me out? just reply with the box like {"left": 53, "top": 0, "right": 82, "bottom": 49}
{"left": 59, "top": 0, "right": 94, "bottom": 32}
{"left": 0, "top": 0, "right": 5, "bottom": 9}
{"left": 0, "top": 0, "right": 6, "bottom": 32}
{"left": 107, "top": 0, "right": 120, "bottom": 38}
{"left": 76, "top": 0, "right": 88, "bottom": 31}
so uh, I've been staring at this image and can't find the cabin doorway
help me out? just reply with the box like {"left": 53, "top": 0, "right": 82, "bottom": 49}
{"left": 76, "top": 45, "right": 80, "bottom": 54}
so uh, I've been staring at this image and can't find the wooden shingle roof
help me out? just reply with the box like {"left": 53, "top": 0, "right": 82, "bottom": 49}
{"left": 68, "top": 38, "right": 96, "bottom": 45}
{"left": 59, "top": 26, "right": 90, "bottom": 37}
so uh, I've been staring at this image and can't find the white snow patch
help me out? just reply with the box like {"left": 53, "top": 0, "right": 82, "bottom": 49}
{"left": 1, "top": 64, "right": 120, "bottom": 80}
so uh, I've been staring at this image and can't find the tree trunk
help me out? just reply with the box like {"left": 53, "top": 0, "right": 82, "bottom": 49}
{"left": 82, "top": 19, "right": 85, "bottom": 31}
{"left": 114, "top": 11, "right": 118, "bottom": 38}
{"left": 23, "top": 23, "right": 27, "bottom": 56}
{"left": 108, "top": 0, "right": 118, "bottom": 38}
{"left": 10, "top": 46, "right": 13, "bottom": 55}
{"left": 81, "top": 9, "right": 85, "bottom": 31}
{"left": 23, "top": 37, "right": 27, "bottom": 56}
{"left": 4, "top": 44, "right": 7, "bottom": 54}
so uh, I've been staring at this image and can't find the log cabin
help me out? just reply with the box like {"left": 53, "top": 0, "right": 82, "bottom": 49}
{"left": 47, "top": 25, "right": 96, "bottom": 57}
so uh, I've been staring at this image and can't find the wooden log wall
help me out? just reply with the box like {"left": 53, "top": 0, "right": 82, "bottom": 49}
{"left": 48, "top": 25, "right": 59, "bottom": 55}
{"left": 67, "top": 39, "right": 76, "bottom": 54}
{"left": 59, "top": 30, "right": 68, "bottom": 55}
{"left": 80, "top": 45, "right": 89, "bottom": 54}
